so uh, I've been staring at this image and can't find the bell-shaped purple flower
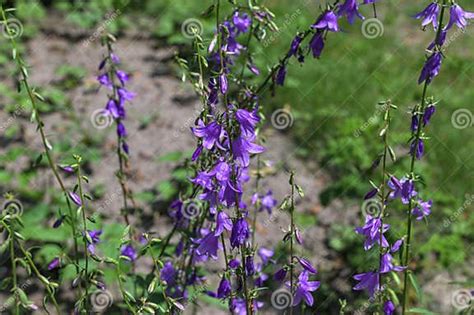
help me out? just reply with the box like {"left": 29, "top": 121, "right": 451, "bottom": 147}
{"left": 353, "top": 271, "right": 379, "bottom": 298}
{"left": 287, "top": 34, "right": 303, "bottom": 57}
{"left": 232, "top": 135, "right": 265, "bottom": 167}
{"left": 309, "top": 31, "right": 325, "bottom": 58}
{"left": 414, "top": 2, "right": 440, "bottom": 30}
{"left": 446, "top": 4, "right": 474, "bottom": 30}
{"left": 338, "top": 0, "right": 364, "bottom": 24}
{"left": 355, "top": 215, "right": 389, "bottom": 250}
{"left": 196, "top": 230, "right": 221, "bottom": 259}
{"left": 192, "top": 120, "right": 222, "bottom": 150}
{"left": 276, "top": 65, "right": 287, "bottom": 86}
{"left": 312, "top": 10, "right": 339, "bottom": 32}
{"left": 418, "top": 52, "right": 443, "bottom": 85}
{"left": 230, "top": 218, "right": 249, "bottom": 248}
{"left": 412, "top": 199, "right": 432, "bottom": 221}
{"left": 410, "top": 138, "right": 424, "bottom": 160}
{"left": 217, "top": 276, "right": 231, "bottom": 298}
{"left": 215, "top": 211, "right": 233, "bottom": 236}
{"left": 423, "top": 105, "right": 436, "bottom": 126}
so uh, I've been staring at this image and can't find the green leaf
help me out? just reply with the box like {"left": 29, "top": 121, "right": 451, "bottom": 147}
{"left": 407, "top": 307, "right": 436, "bottom": 314}
{"left": 408, "top": 272, "right": 423, "bottom": 303}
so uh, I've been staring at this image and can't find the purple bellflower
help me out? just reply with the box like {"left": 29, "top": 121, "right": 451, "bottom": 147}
{"left": 414, "top": 2, "right": 440, "bottom": 30}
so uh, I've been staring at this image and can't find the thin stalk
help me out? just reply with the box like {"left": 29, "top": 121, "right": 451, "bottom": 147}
{"left": 216, "top": 0, "right": 252, "bottom": 312}
{"left": 17, "top": 242, "right": 61, "bottom": 314}
{"left": 105, "top": 38, "right": 135, "bottom": 229}
{"left": 377, "top": 104, "right": 391, "bottom": 311}
{"left": 76, "top": 164, "right": 90, "bottom": 312}
{"left": 402, "top": 3, "right": 446, "bottom": 313}
{"left": 8, "top": 225, "right": 20, "bottom": 315}
{"left": 0, "top": 6, "right": 81, "bottom": 278}
{"left": 251, "top": 155, "right": 261, "bottom": 245}
{"left": 289, "top": 171, "right": 295, "bottom": 315}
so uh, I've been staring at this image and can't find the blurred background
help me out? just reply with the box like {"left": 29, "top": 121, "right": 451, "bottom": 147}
{"left": 0, "top": 0, "right": 472, "bottom": 313}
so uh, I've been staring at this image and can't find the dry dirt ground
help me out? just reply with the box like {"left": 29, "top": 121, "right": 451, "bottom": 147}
{"left": 0, "top": 17, "right": 464, "bottom": 314}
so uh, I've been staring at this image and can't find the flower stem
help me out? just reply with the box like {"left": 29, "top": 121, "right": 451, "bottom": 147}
{"left": 76, "top": 160, "right": 90, "bottom": 312}
{"left": 289, "top": 171, "right": 295, "bottom": 315}
{"left": 402, "top": 3, "right": 446, "bottom": 313}
{"left": 0, "top": 6, "right": 81, "bottom": 279}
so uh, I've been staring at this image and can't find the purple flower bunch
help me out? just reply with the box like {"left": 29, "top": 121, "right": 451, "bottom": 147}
{"left": 97, "top": 42, "right": 136, "bottom": 156}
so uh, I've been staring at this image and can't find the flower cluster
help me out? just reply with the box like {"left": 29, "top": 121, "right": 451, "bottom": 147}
{"left": 97, "top": 48, "right": 136, "bottom": 155}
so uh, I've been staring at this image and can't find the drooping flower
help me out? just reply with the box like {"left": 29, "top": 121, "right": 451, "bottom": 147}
{"left": 445, "top": 4, "right": 474, "bottom": 30}
{"left": 312, "top": 10, "right": 339, "bottom": 32}
{"left": 245, "top": 255, "right": 255, "bottom": 276}
{"left": 196, "top": 230, "right": 221, "bottom": 259}
{"left": 414, "top": 2, "right": 440, "bottom": 30}
{"left": 380, "top": 252, "right": 405, "bottom": 273}
{"left": 287, "top": 34, "right": 303, "bottom": 57}
{"left": 232, "top": 135, "right": 265, "bottom": 167}
{"left": 217, "top": 276, "right": 231, "bottom": 298}
{"left": 418, "top": 52, "right": 443, "bottom": 85}
{"left": 412, "top": 199, "right": 432, "bottom": 220}
{"left": 410, "top": 138, "right": 424, "bottom": 160}
{"left": 215, "top": 211, "right": 233, "bottom": 236}
{"left": 235, "top": 108, "right": 259, "bottom": 138}
{"left": 423, "top": 105, "right": 436, "bottom": 126}
{"left": 288, "top": 271, "right": 320, "bottom": 306}
{"left": 338, "top": 0, "right": 364, "bottom": 24}
{"left": 160, "top": 261, "right": 176, "bottom": 285}
{"left": 219, "top": 73, "right": 228, "bottom": 94}
{"left": 230, "top": 218, "right": 250, "bottom": 248}
{"left": 411, "top": 115, "right": 419, "bottom": 132}
{"left": 274, "top": 267, "right": 287, "bottom": 281}
{"left": 276, "top": 65, "right": 287, "bottom": 86}
{"left": 309, "top": 31, "right": 325, "bottom": 58}
{"left": 353, "top": 271, "right": 379, "bottom": 298}
{"left": 120, "top": 244, "right": 138, "bottom": 261}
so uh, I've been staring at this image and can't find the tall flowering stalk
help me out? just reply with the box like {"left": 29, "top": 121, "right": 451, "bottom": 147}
{"left": 97, "top": 34, "right": 137, "bottom": 228}
{"left": 273, "top": 172, "right": 320, "bottom": 312}
{"left": 353, "top": 101, "right": 405, "bottom": 314}
{"left": 0, "top": 3, "right": 83, "bottom": 297}
{"left": 400, "top": 1, "right": 470, "bottom": 313}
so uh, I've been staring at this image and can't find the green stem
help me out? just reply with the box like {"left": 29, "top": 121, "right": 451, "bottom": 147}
{"left": 0, "top": 5, "right": 81, "bottom": 286}
{"left": 402, "top": 3, "right": 446, "bottom": 313}
{"left": 76, "top": 164, "right": 90, "bottom": 312}
{"left": 289, "top": 172, "right": 295, "bottom": 315}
